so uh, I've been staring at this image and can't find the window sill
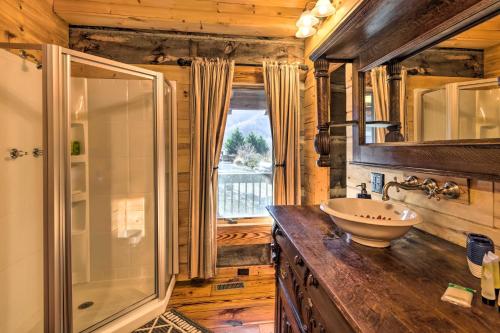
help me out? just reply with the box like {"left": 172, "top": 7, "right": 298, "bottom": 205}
{"left": 217, "top": 216, "right": 273, "bottom": 227}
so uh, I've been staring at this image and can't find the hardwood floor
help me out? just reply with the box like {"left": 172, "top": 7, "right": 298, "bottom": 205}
{"left": 168, "top": 265, "right": 275, "bottom": 333}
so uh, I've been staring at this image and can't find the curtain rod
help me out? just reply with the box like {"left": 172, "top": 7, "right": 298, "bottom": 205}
{"left": 175, "top": 58, "right": 309, "bottom": 71}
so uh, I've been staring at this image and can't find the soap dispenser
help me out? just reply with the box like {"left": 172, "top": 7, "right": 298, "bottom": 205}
{"left": 356, "top": 183, "right": 372, "bottom": 199}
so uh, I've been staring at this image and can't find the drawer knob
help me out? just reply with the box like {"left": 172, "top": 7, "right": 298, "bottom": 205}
{"left": 294, "top": 255, "right": 304, "bottom": 266}
{"left": 307, "top": 273, "right": 318, "bottom": 288}
{"left": 271, "top": 243, "right": 279, "bottom": 264}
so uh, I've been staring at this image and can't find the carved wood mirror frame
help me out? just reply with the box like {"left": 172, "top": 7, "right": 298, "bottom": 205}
{"left": 311, "top": 0, "right": 500, "bottom": 179}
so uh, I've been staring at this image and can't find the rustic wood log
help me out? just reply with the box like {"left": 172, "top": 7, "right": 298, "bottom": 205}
{"left": 402, "top": 48, "right": 484, "bottom": 77}
{"left": 314, "top": 59, "right": 331, "bottom": 167}
{"left": 217, "top": 244, "right": 271, "bottom": 267}
{"left": 229, "top": 88, "right": 267, "bottom": 111}
{"left": 69, "top": 27, "right": 304, "bottom": 65}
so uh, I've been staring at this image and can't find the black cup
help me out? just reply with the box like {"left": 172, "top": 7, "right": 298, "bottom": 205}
{"left": 466, "top": 233, "right": 494, "bottom": 265}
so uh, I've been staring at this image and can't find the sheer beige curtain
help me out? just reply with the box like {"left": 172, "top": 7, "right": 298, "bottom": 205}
{"left": 189, "top": 58, "right": 234, "bottom": 279}
{"left": 400, "top": 67, "right": 408, "bottom": 140}
{"left": 370, "top": 66, "right": 389, "bottom": 143}
{"left": 263, "top": 61, "right": 301, "bottom": 205}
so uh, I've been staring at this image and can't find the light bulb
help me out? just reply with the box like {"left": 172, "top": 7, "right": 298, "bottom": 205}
{"left": 295, "top": 26, "right": 317, "bottom": 38}
{"left": 312, "top": 0, "right": 336, "bottom": 18}
{"left": 296, "top": 10, "right": 319, "bottom": 28}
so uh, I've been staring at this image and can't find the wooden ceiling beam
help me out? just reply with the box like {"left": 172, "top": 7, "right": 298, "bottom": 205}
{"left": 78, "top": 0, "right": 305, "bottom": 18}
{"left": 80, "top": 0, "right": 308, "bottom": 9}
{"left": 54, "top": 0, "right": 307, "bottom": 37}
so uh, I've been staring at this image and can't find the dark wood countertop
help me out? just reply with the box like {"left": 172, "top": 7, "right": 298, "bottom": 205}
{"left": 268, "top": 205, "right": 500, "bottom": 333}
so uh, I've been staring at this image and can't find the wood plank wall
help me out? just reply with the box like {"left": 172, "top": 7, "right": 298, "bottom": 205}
{"left": 0, "top": 0, "right": 68, "bottom": 46}
{"left": 485, "top": 43, "right": 500, "bottom": 77}
{"left": 54, "top": 0, "right": 307, "bottom": 38}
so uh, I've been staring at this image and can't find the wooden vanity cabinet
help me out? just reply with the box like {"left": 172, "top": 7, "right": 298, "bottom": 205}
{"left": 269, "top": 205, "right": 500, "bottom": 333}
{"left": 272, "top": 225, "right": 354, "bottom": 333}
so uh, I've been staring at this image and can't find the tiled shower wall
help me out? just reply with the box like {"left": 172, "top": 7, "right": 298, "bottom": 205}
{"left": 0, "top": 49, "right": 44, "bottom": 332}
{"left": 86, "top": 79, "right": 156, "bottom": 282}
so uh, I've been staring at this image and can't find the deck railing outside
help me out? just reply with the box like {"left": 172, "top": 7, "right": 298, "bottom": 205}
{"left": 217, "top": 171, "right": 273, "bottom": 218}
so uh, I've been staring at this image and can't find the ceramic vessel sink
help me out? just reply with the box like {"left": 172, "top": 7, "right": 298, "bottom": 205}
{"left": 320, "top": 198, "right": 422, "bottom": 248}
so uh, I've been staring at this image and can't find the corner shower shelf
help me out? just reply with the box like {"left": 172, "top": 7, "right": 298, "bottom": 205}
{"left": 70, "top": 81, "right": 90, "bottom": 285}
{"left": 71, "top": 154, "right": 87, "bottom": 164}
{"left": 72, "top": 192, "right": 87, "bottom": 202}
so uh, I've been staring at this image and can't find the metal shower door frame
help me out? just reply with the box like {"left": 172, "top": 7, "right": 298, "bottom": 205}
{"left": 42, "top": 44, "right": 167, "bottom": 333}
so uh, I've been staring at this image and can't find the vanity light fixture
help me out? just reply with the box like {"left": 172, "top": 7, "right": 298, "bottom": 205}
{"left": 312, "top": 0, "right": 336, "bottom": 17}
{"left": 295, "top": 10, "right": 319, "bottom": 38}
{"left": 296, "top": 10, "right": 319, "bottom": 29}
{"left": 295, "top": 1, "right": 336, "bottom": 38}
{"left": 296, "top": 25, "right": 318, "bottom": 38}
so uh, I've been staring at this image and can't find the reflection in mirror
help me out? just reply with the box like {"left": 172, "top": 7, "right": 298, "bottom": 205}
{"left": 364, "top": 14, "right": 500, "bottom": 144}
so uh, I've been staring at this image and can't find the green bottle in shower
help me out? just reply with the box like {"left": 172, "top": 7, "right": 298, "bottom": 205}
{"left": 71, "top": 141, "right": 81, "bottom": 156}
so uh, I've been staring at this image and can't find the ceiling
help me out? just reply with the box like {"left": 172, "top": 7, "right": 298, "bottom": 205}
{"left": 53, "top": 0, "right": 309, "bottom": 38}
{"left": 437, "top": 15, "right": 500, "bottom": 50}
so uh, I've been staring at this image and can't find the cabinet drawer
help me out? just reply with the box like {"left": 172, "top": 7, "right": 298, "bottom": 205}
{"left": 305, "top": 274, "right": 354, "bottom": 333}
{"left": 277, "top": 248, "right": 307, "bottom": 331}
{"left": 275, "top": 229, "right": 309, "bottom": 285}
{"left": 279, "top": 271, "right": 339, "bottom": 333}
{"left": 273, "top": 225, "right": 354, "bottom": 333}
{"left": 278, "top": 278, "right": 305, "bottom": 333}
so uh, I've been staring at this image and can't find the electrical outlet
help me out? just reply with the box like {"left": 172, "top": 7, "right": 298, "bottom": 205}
{"left": 371, "top": 173, "right": 385, "bottom": 194}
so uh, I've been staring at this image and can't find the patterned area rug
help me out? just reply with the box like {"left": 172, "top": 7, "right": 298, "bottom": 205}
{"left": 133, "top": 309, "right": 212, "bottom": 333}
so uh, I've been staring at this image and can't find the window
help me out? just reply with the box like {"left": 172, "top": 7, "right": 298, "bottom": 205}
{"left": 218, "top": 88, "right": 273, "bottom": 219}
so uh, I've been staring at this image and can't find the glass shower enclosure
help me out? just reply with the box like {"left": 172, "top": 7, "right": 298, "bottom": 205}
{"left": 46, "top": 45, "right": 177, "bottom": 333}
{"left": 0, "top": 43, "right": 177, "bottom": 333}
{"left": 414, "top": 77, "right": 500, "bottom": 141}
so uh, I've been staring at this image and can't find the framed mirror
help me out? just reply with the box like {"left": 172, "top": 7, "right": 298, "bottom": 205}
{"left": 362, "top": 14, "right": 500, "bottom": 145}
{"left": 310, "top": 0, "right": 500, "bottom": 178}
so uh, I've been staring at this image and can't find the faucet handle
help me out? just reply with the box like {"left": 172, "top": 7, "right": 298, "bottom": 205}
{"left": 422, "top": 178, "right": 437, "bottom": 195}
{"left": 427, "top": 188, "right": 441, "bottom": 201}
{"left": 440, "top": 181, "right": 460, "bottom": 199}
{"left": 403, "top": 176, "right": 419, "bottom": 185}
{"left": 425, "top": 180, "right": 460, "bottom": 201}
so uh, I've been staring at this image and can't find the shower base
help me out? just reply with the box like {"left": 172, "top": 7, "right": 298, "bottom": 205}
{"left": 72, "top": 277, "right": 154, "bottom": 332}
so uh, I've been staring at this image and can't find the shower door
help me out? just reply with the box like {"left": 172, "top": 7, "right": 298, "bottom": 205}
{"left": 44, "top": 45, "right": 167, "bottom": 333}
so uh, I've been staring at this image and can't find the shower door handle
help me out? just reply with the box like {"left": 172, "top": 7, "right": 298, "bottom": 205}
{"left": 8, "top": 148, "right": 28, "bottom": 159}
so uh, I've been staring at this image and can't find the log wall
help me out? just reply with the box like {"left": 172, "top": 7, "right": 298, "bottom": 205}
{"left": 0, "top": 0, "right": 68, "bottom": 46}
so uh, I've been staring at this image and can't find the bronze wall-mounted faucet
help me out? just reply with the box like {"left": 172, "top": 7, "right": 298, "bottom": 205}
{"left": 382, "top": 176, "right": 460, "bottom": 201}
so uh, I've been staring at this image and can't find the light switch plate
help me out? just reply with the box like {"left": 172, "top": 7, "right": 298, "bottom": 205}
{"left": 371, "top": 173, "right": 385, "bottom": 194}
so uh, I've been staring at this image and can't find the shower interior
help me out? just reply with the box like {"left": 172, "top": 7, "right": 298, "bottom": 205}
{"left": 0, "top": 44, "right": 177, "bottom": 333}
{"left": 70, "top": 74, "right": 158, "bottom": 332}
{"left": 415, "top": 77, "right": 500, "bottom": 141}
